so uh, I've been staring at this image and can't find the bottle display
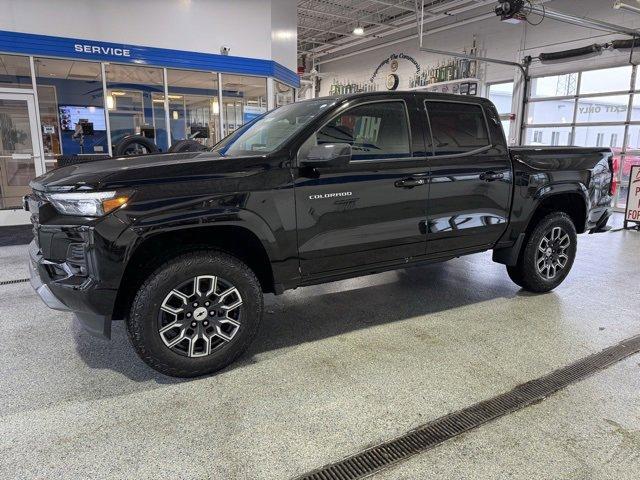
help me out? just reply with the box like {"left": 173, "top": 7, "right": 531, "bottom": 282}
{"left": 329, "top": 40, "right": 481, "bottom": 95}
{"left": 409, "top": 40, "right": 479, "bottom": 88}
{"left": 329, "top": 80, "right": 379, "bottom": 96}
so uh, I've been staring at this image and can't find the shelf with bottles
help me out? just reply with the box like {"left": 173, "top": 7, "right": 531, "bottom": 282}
{"left": 328, "top": 80, "right": 379, "bottom": 96}
{"left": 409, "top": 57, "right": 479, "bottom": 89}
{"left": 410, "top": 78, "right": 481, "bottom": 96}
{"left": 410, "top": 38, "right": 481, "bottom": 89}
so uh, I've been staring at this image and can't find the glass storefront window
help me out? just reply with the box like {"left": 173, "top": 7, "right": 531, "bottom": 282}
{"left": 580, "top": 66, "right": 632, "bottom": 95}
{"left": 105, "top": 64, "right": 168, "bottom": 152}
{"left": 0, "top": 97, "right": 39, "bottom": 209}
{"left": 573, "top": 125, "right": 626, "bottom": 148}
{"left": 530, "top": 73, "right": 578, "bottom": 98}
{"left": 487, "top": 82, "right": 514, "bottom": 142}
{"left": 274, "top": 81, "right": 294, "bottom": 108}
{"left": 0, "top": 54, "right": 32, "bottom": 89}
{"left": 527, "top": 99, "right": 575, "bottom": 125}
{"left": 527, "top": 66, "right": 640, "bottom": 209}
{"left": 524, "top": 127, "right": 572, "bottom": 146}
{"left": 167, "top": 69, "right": 220, "bottom": 147}
{"left": 574, "top": 95, "right": 631, "bottom": 124}
{"left": 220, "top": 74, "right": 267, "bottom": 135}
{"left": 34, "top": 58, "right": 107, "bottom": 168}
{"left": 487, "top": 82, "right": 513, "bottom": 115}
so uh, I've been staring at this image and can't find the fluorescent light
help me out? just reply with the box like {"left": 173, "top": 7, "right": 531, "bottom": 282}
{"left": 106, "top": 95, "right": 115, "bottom": 110}
{"left": 172, "top": 110, "right": 179, "bottom": 120}
{"left": 353, "top": 26, "right": 364, "bottom": 35}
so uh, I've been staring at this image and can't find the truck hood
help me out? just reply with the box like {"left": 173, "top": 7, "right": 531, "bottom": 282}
{"left": 30, "top": 151, "right": 269, "bottom": 192}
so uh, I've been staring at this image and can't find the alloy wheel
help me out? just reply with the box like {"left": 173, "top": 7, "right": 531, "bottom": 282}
{"left": 536, "top": 226, "right": 571, "bottom": 280}
{"left": 157, "top": 275, "right": 243, "bottom": 357}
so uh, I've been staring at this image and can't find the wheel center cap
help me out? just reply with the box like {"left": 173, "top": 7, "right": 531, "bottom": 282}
{"left": 193, "top": 307, "right": 208, "bottom": 321}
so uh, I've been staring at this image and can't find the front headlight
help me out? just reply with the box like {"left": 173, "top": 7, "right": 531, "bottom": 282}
{"left": 47, "top": 191, "right": 131, "bottom": 217}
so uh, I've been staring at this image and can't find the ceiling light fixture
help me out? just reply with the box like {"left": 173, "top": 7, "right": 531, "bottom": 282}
{"left": 353, "top": 26, "right": 364, "bottom": 35}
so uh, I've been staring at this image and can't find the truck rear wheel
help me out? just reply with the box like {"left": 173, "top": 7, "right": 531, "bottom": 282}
{"left": 506, "top": 212, "right": 577, "bottom": 293}
{"left": 127, "top": 251, "right": 263, "bottom": 377}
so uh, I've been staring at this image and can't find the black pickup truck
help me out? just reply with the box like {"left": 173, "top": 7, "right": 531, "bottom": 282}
{"left": 26, "top": 92, "right": 614, "bottom": 377}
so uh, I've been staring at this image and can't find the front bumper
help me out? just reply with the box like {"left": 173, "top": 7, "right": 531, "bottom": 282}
{"left": 29, "top": 240, "right": 113, "bottom": 338}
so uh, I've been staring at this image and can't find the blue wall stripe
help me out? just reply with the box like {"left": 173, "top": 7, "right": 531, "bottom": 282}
{"left": 0, "top": 30, "right": 300, "bottom": 88}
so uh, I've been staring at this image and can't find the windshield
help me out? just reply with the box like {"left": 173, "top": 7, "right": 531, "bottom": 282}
{"left": 214, "top": 99, "right": 335, "bottom": 156}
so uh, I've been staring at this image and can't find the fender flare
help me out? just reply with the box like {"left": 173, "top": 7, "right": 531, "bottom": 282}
{"left": 493, "top": 182, "right": 590, "bottom": 266}
{"left": 125, "top": 207, "right": 280, "bottom": 265}
{"left": 527, "top": 182, "right": 590, "bottom": 232}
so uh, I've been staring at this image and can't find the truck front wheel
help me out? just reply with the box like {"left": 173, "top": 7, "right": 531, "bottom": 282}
{"left": 506, "top": 212, "right": 577, "bottom": 293}
{"left": 127, "top": 251, "right": 263, "bottom": 377}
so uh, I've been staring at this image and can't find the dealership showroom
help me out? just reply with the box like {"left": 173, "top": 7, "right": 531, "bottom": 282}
{"left": 2, "top": 0, "right": 640, "bottom": 479}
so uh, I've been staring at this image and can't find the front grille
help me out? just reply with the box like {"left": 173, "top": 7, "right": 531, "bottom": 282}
{"left": 67, "top": 243, "right": 86, "bottom": 262}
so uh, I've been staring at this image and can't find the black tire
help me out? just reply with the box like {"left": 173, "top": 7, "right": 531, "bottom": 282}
{"left": 114, "top": 135, "right": 160, "bottom": 156}
{"left": 506, "top": 212, "right": 577, "bottom": 293}
{"left": 127, "top": 251, "right": 263, "bottom": 377}
{"left": 168, "top": 139, "right": 206, "bottom": 153}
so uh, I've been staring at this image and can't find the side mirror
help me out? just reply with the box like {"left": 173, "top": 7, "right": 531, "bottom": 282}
{"left": 299, "top": 143, "right": 352, "bottom": 169}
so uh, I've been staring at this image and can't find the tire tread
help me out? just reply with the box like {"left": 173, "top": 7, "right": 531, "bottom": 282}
{"left": 126, "top": 250, "right": 262, "bottom": 377}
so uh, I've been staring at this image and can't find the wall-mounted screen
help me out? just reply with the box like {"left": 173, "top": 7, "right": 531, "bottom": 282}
{"left": 59, "top": 105, "right": 106, "bottom": 131}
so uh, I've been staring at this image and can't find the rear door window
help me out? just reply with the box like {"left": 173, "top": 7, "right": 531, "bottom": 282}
{"left": 425, "top": 101, "right": 490, "bottom": 156}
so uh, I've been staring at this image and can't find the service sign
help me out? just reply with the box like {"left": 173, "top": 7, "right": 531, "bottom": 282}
{"left": 625, "top": 165, "right": 640, "bottom": 223}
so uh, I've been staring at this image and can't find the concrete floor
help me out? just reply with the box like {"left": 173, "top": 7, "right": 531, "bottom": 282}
{"left": 0, "top": 219, "right": 638, "bottom": 479}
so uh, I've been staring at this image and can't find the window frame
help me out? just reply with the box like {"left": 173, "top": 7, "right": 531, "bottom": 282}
{"left": 487, "top": 81, "right": 515, "bottom": 144}
{"left": 423, "top": 99, "right": 493, "bottom": 158}
{"left": 297, "top": 99, "right": 414, "bottom": 165}
{"left": 524, "top": 64, "right": 640, "bottom": 211}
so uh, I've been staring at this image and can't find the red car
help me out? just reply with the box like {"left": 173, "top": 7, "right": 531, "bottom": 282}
{"left": 611, "top": 148, "right": 640, "bottom": 176}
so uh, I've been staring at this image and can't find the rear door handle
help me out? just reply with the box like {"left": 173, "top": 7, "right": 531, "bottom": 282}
{"left": 480, "top": 171, "right": 505, "bottom": 182}
{"left": 395, "top": 177, "right": 427, "bottom": 188}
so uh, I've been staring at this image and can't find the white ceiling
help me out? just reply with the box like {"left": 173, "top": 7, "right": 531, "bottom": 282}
{"left": 297, "top": 0, "right": 496, "bottom": 60}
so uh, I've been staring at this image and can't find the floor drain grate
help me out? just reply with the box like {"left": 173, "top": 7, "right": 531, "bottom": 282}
{"left": 295, "top": 335, "right": 640, "bottom": 480}
{"left": 0, "top": 278, "right": 30, "bottom": 286}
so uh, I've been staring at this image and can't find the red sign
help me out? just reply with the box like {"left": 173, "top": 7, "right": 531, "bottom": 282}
{"left": 626, "top": 165, "right": 640, "bottom": 222}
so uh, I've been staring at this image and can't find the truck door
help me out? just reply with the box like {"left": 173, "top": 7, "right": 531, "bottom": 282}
{"left": 423, "top": 100, "right": 512, "bottom": 255}
{"left": 294, "top": 95, "right": 430, "bottom": 276}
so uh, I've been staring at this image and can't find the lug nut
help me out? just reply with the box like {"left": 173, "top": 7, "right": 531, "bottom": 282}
{"left": 186, "top": 312, "right": 192, "bottom": 318}
{"left": 204, "top": 301, "right": 210, "bottom": 307}
{"left": 203, "top": 321, "right": 209, "bottom": 326}
{"left": 209, "top": 311, "right": 215, "bottom": 316}
{"left": 193, "top": 302, "right": 199, "bottom": 307}
{"left": 191, "top": 322, "right": 197, "bottom": 327}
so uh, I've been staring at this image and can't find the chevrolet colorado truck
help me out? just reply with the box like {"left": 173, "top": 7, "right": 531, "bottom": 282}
{"left": 25, "top": 92, "right": 615, "bottom": 377}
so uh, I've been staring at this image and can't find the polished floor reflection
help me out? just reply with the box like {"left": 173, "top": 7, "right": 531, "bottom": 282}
{"left": 0, "top": 221, "right": 638, "bottom": 479}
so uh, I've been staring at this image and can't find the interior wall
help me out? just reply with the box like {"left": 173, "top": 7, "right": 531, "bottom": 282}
{"left": 0, "top": 0, "right": 297, "bottom": 71}
{"left": 317, "top": 0, "right": 640, "bottom": 96}
{"left": 270, "top": 0, "right": 299, "bottom": 71}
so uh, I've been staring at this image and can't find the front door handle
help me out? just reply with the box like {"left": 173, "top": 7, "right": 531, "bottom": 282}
{"left": 395, "top": 177, "right": 427, "bottom": 188}
{"left": 480, "top": 171, "right": 505, "bottom": 182}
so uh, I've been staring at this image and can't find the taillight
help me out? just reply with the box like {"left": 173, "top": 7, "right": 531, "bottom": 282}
{"left": 610, "top": 155, "right": 619, "bottom": 196}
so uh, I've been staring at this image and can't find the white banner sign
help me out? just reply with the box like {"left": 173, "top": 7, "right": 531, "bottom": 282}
{"left": 626, "top": 165, "right": 640, "bottom": 223}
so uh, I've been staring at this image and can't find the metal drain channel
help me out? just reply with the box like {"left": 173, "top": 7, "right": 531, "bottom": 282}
{"left": 0, "top": 278, "right": 30, "bottom": 286}
{"left": 295, "top": 334, "right": 640, "bottom": 480}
